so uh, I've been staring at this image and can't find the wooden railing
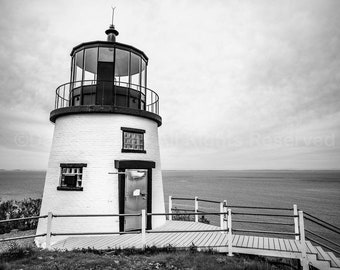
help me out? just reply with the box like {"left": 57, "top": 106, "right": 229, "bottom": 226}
{"left": 1, "top": 195, "right": 339, "bottom": 269}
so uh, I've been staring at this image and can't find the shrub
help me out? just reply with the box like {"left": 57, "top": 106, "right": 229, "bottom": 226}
{"left": 172, "top": 207, "right": 210, "bottom": 224}
{"left": 0, "top": 198, "right": 42, "bottom": 234}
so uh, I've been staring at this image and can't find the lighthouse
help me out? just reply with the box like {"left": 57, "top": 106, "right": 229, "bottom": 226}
{"left": 35, "top": 22, "right": 165, "bottom": 247}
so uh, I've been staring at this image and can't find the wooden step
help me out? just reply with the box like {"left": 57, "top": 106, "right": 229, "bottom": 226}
{"left": 306, "top": 241, "right": 318, "bottom": 254}
{"left": 326, "top": 252, "right": 340, "bottom": 268}
{"left": 315, "top": 246, "right": 333, "bottom": 264}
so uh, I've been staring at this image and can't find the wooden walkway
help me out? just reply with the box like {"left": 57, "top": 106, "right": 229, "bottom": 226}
{"left": 51, "top": 221, "right": 340, "bottom": 269}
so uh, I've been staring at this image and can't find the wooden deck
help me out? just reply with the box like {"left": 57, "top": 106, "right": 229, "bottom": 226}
{"left": 51, "top": 220, "right": 302, "bottom": 253}
{"left": 52, "top": 221, "right": 228, "bottom": 250}
{"left": 51, "top": 221, "right": 340, "bottom": 269}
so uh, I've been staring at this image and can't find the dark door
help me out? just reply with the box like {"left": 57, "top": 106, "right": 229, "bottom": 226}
{"left": 118, "top": 168, "right": 152, "bottom": 232}
{"left": 97, "top": 62, "right": 114, "bottom": 105}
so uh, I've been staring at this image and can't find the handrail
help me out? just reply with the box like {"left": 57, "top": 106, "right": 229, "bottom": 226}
{"left": 304, "top": 216, "right": 340, "bottom": 235}
{"left": 306, "top": 236, "right": 340, "bottom": 256}
{"left": 304, "top": 212, "right": 340, "bottom": 232}
{"left": 197, "top": 198, "right": 221, "bottom": 204}
{"left": 0, "top": 233, "right": 47, "bottom": 243}
{"left": 232, "top": 219, "right": 294, "bottom": 226}
{"left": 171, "top": 197, "right": 195, "bottom": 201}
{"left": 0, "top": 215, "right": 48, "bottom": 224}
{"left": 232, "top": 228, "right": 298, "bottom": 236}
{"left": 148, "top": 212, "right": 228, "bottom": 216}
{"left": 52, "top": 231, "right": 140, "bottom": 236}
{"left": 305, "top": 229, "right": 340, "bottom": 249}
{"left": 171, "top": 207, "right": 194, "bottom": 212}
{"left": 147, "top": 229, "right": 228, "bottom": 234}
{"left": 232, "top": 212, "right": 296, "bottom": 218}
{"left": 53, "top": 213, "right": 140, "bottom": 218}
{"left": 228, "top": 205, "right": 293, "bottom": 211}
{"left": 172, "top": 197, "right": 293, "bottom": 211}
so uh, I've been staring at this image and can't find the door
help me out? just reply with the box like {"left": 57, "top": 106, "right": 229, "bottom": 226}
{"left": 124, "top": 169, "right": 148, "bottom": 231}
{"left": 96, "top": 62, "right": 114, "bottom": 105}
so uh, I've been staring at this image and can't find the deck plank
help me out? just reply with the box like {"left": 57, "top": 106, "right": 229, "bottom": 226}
{"left": 233, "top": 235, "right": 240, "bottom": 246}
{"left": 177, "top": 232, "right": 202, "bottom": 248}
{"left": 204, "top": 232, "right": 219, "bottom": 247}
{"left": 196, "top": 232, "right": 213, "bottom": 247}
{"left": 247, "top": 236, "right": 254, "bottom": 248}
{"left": 258, "top": 237, "right": 264, "bottom": 249}
{"left": 236, "top": 235, "right": 244, "bottom": 247}
{"left": 263, "top": 237, "right": 269, "bottom": 249}
{"left": 213, "top": 233, "right": 226, "bottom": 247}
{"left": 242, "top": 236, "right": 249, "bottom": 248}
{"left": 147, "top": 232, "right": 173, "bottom": 247}
{"left": 289, "top": 239, "right": 299, "bottom": 252}
{"left": 283, "top": 239, "right": 292, "bottom": 252}
{"left": 278, "top": 238, "right": 286, "bottom": 251}
{"left": 253, "top": 236, "right": 259, "bottom": 249}
{"left": 268, "top": 238, "right": 275, "bottom": 250}
{"left": 274, "top": 238, "right": 281, "bottom": 251}
{"left": 166, "top": 232, "right": 190, "bottom": 247}
{"left": 185, "top": 232, "right": 205, "bottom": 247}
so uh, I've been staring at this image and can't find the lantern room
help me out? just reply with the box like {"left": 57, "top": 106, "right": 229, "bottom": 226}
{"left": 70, "top": 42, "right": 147, "bottom": 109}
{"left": 51, "top": 25, "right": 160, "bottom": 125}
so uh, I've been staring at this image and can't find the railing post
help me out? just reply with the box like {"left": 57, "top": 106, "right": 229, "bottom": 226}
{"left": 194, "top": 196, "right": 198, "bottom": 223}
{"left": 298, "top": 211, "right": 308, "bottom": 270}
{"left": 141, "top": 209, "right": 146, "bottom": 249}
{"left": 45, "top": 212, "right": 53, "bottom": 250}
{"left": 223, "top": 200, "right": 227, "bottom": 232}
{"left": 168, "top": 196, "right": 172, "bottom": 221}
{"left": 227, "top": 209, "right": 233, "bottom": 256}
{"left": 220, "top": 202, "right": 224, "bottom": 230}
{"left": 293, "top": 204, "right": 299, "bottom": 240}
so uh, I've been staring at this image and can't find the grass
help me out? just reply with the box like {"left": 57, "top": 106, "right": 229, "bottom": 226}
{"left": 0, "top": 244, "right": 300, "bottom": 270}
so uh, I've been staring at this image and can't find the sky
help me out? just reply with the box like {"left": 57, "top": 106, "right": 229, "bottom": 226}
{"left": 0, "top": 0, "right": 339, "bottom": 170}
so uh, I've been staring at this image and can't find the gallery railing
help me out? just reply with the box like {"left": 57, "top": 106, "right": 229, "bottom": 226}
{"left": 54, "top": 80, "right": 159, "bottom": 115}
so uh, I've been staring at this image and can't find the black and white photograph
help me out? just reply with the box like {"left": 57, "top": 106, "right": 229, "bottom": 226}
{"left": 0, "top": 0, "right": 339, "bottom": 269}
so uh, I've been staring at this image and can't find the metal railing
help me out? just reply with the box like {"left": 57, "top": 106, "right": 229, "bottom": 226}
{"left": 169, "top": 196, "right": 298, "bottom": 238}
{"left": 1, "top": 196, "right": 339, "bottom": 269}
{"left": 54, "top": 80, "right": 159, "bottom": 115}
{"left": 0, "top": 215, "right": 48, "bottom": 242}
{"left": 303, "top": 211, "right": 340, "bottom": 256}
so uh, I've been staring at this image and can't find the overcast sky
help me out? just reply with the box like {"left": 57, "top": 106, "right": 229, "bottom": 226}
{"left": 0, "top": 0, "right": 339, "bottom": 170}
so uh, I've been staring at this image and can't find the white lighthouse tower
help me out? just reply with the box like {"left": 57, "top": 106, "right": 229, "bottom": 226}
{"left": 36, "top": 22, "right": 165, "bottom": 247}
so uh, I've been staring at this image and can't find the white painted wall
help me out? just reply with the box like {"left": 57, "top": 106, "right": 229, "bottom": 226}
{"left": 35, "top": 113, "right": 165, "bottom": 247}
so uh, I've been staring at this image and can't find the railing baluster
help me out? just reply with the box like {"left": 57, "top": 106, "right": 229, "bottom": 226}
{"left": 223, "top": 200, "right": 228, "bottom": 232}
{"left": 294, "top": 204, "right": 299, "bottom": 240}
{"left": 168, "top": 196, "right": 172, "bottom": 221}
{"left": 194, "top": 196, "right": 198, "bottom": 222}
{"left": 220, "top": 202, "right": 224, "bottom": 230}
{"left": 45, "top": 212, "right": 53, "bottom": 250}
{"left": 141, "top": 209, "right": 146, "bottom": 249}
{"left": 227, "top": 209, "right": 233, "bottom": 256}
{"left": 299, "top": 211, "right": 308, "bottom": 270}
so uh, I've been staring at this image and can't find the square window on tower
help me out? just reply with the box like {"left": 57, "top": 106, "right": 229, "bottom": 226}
{"left": 121, "top": 127, "right": 146, "bottom": 153}
{"left": 57, "top": 163, "right": 87, "bottom": 191}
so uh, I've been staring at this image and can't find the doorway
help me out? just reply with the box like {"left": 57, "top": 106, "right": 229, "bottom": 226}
{"left": 115, "top": 160, "right": 155, "bottom": 232}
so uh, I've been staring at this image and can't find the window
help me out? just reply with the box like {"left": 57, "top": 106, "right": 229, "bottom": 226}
{"left": 57, "top": 163, "right": 87, "bottom": 191}
{"left": 121, "top": 127, "right": 146, "bottom": 153}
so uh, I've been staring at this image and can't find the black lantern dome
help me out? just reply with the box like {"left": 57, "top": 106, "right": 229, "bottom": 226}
{"left": 51, "top": 25, "right": 161, "bottom": 126}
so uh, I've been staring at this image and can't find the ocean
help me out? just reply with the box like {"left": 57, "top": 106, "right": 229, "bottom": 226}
{"left": 0, "top": 170, "right": 339, "bottom": 243}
